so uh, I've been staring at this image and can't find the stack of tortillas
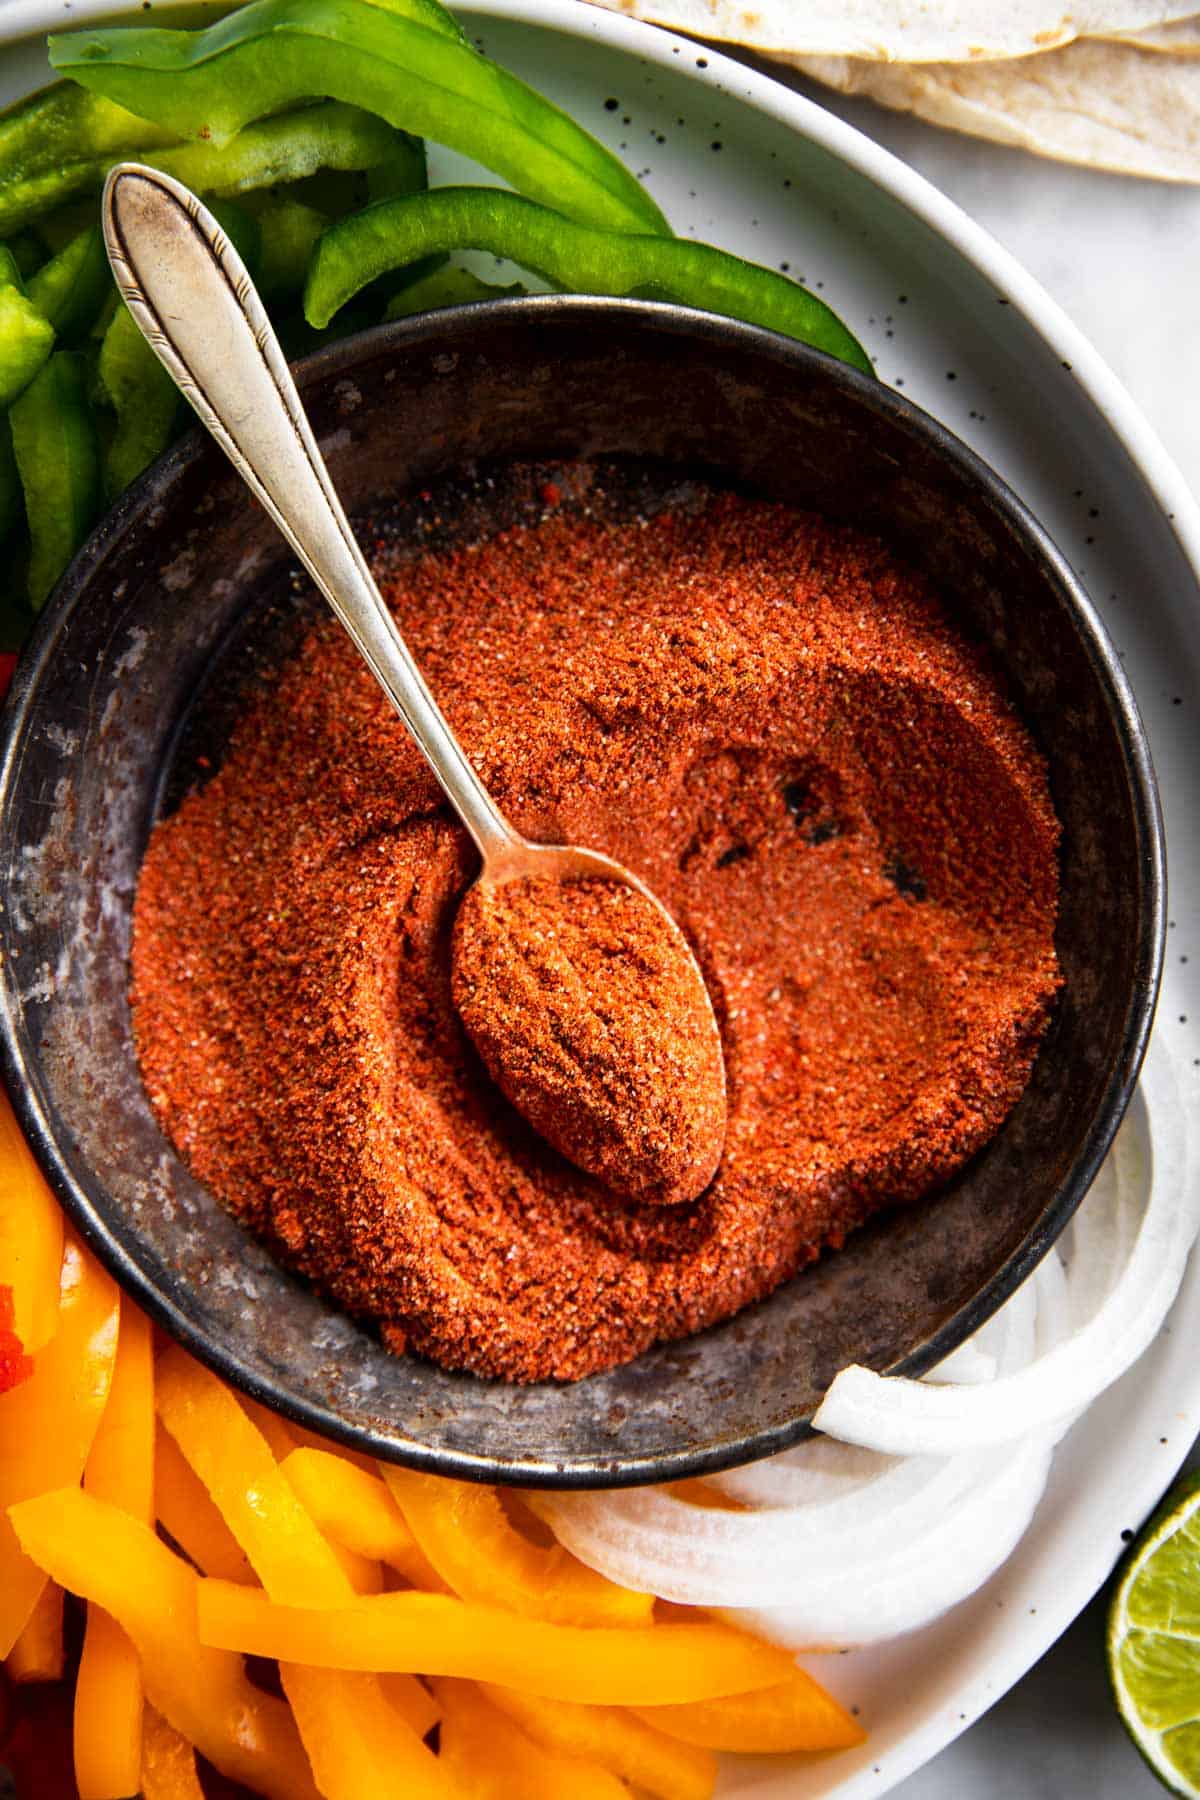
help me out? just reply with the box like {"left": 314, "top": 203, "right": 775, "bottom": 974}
{"left": 584, "top": 1, "right": 1200, "bottom": 180}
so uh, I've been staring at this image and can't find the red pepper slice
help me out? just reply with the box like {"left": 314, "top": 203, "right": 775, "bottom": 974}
{"left": 0, "top": 1284, "right": 32, "bottom": 1394}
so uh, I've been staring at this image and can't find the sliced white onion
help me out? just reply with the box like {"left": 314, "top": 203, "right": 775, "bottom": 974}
{"left": 709, "top": 1438, "right": 897, "bottom": 1510}
{"left": 813, "top": 1040, "right": 1190, "bottom": 1455}
{"left": 544, "top": 1449, "right": 992, "bottom": 1606}
{"left": 1033, "top": 1242, "right": 1070, "bottom": 1358}
{"left": 928, "top": 1339, "right": 998, "bottom": 1385}
{"left": 543, "top": 1248, "right": 1058, "bottom": 1604}
{"left": 725, "top": 1432, "right": 1054, "bottom": 1649}
{"left": 545, "top": 1039, "right": 1188, "bottom": 1647}
{"left": 545, "top": 1431, "right": 1053, "bottom": 1640}
{"left": 1055, "top": 1152, "right": 1125, "bottom": 1329}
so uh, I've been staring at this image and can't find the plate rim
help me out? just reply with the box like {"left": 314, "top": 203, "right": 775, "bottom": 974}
{"left": 3, "top": 2, "right": 1199, "bottom": 1793}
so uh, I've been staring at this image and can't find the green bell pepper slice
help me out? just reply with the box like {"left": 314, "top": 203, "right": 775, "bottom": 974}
{"left": 366, "top": 132, "right": 429, "bottom": 203}
{"left": 0, "top": 83, "right": 405, "bottom": 240}
{"left": 26, "top": 225, "right": 111, "bottom": 341}
{"left": 357, "top": 0, "right": 467, "bottom": 33}
{"left": 0, "top": 82, "right": 179, "bottom": 237}
{"left": 97, "top": 305, "right": 180, "bottom": 500}
{"left": 2, "top": 232, "right": 45, "bottom": 281}
{"left": 383, "top": 264, "right": 526, "bottom": 318}
{"left": 9, "top": 351, "right": 102, "bottom": 608}
{"left": 306, "top": 187, "right": 872, "bottom": 374}
{"left": 0, "top": 415, "right": 22, "bottom": 546}
{"left": 243, "top": 129, "right": 428, "bottom": 299}
{"left": 148, "top": 100, "right": 405, "bottom": 200}
{"left": 0, "top": 254, "right": 55, "bottom": 408}
{"left": 248, "top": 195, "right": 331, "bottom": 299}
{"left": 49, "top": 0, "right": 668, "bottom": 236}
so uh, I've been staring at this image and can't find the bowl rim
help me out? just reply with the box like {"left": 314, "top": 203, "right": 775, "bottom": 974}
{"left": 0, "top": 295, "right": 1168, "bottom": 1485}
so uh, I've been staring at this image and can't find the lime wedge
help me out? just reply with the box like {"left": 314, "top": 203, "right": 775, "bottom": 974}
{"left": 1109, "top": 1472, "right": 1200, "bottom": 1796}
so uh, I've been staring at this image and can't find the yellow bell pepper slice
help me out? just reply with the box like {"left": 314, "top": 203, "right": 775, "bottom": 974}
{"left": 5, "top": 1577, "right": 64, "bottom": 1682}
{"left": 197, "top": 1579, "right": 794, "bottom": 1703}
{"left": 0, "top": 1086, "right": 64, "bottom": 1355}
{"left": 240, "top": 1390, "right": 298, "bottom": 1461}
{"left": 8, "top": 1486, "right": 319, "bottom": 1800}
{"left": 75, "top": 1305, "right": 155, "bottom": 1800}
{"left": 157, "top": 1347, "right": 358, "bottom": 1604}
{"left": 381, "top": 1673, "right": 441, "bottom": 1740}
{"left": 159, "top": 1353, "right": 379, "bottom": 1593}
{"left": 281, "top": 1447, "right": 442, "bottom": 1589}
{"left": 332, "top": 1539, "right": 384, "bottom": 1595}
{"left": 288, "top": 1421, "right": 377, "bottom": 1473}
{"left": 383, "top": 1467, "right": 653, "bottom": 1627}
{"left": 285, "top": 1662, "right": 456, "bottom": 1800}
{"left": 0, "top": 1236, "right": 119, "bottom": 1656}
{"left": 141, "top": 1705, "right": 205, "bottom": 1800}
{"left": 484, "top": 1683, "right": 716, "bottom": 1800}
{"left": 155, "top": 1347, "right": 452, "bottom": 1799}
{"left": 75, "top": 1612, "right": 141, "bottom": 1799}
{"left": 154, "top": 1428, "right": 256, "bottom": 1584}
{"left": 633, "top": 1668, "right": 867, "bottom": 1752}
{"left": 437, "top": 1679, "right": 626, "bottom": 1800}
{"left": 85, "top": 1305, "right": 154, "bottom": 1513}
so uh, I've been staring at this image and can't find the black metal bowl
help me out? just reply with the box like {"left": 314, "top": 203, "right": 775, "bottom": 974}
{"left": 0, "top": 298, "right": 1164, "bottom": 1486}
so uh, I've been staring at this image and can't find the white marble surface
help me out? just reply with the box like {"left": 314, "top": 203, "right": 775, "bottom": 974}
{"left": 739, "top": 71, "right": 1200, "bottom": 1799}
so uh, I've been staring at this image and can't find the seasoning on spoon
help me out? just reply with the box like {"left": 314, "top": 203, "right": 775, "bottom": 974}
{"left": 452, "top": 874, "right": 727, "bottom": 1206}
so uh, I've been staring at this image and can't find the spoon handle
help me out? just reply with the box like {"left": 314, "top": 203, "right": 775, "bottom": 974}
{"left": 101, "top": 162, "right": 516, "bottom": 865}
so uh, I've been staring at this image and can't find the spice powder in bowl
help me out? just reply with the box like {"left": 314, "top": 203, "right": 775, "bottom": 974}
{"left": 129, "top": 474, "right": 1061, "bottom": 1384}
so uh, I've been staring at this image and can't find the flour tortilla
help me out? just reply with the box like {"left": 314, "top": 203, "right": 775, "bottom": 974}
{"left": 786, "top": 39, "right": 1200, "bottom": 180}
{"left": 583, "top": 0, "right": 1197, "bottom": 63}
{"left": 1089, "top": 13, "right": 1200, "bottom": 49}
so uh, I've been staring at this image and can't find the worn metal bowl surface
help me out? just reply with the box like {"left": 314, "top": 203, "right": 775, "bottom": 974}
{"left": 0, "top": 299, "right": 1164, "bottom": 1485}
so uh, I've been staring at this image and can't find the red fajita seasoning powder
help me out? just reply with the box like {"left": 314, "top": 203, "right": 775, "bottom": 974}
{"left": 130, "top": 480, "right": 1061, "bottom": 1384}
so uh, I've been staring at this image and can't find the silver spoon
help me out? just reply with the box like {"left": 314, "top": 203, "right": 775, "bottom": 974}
{"left": 101, "top": 162, "right": 727, "bottom": 1206}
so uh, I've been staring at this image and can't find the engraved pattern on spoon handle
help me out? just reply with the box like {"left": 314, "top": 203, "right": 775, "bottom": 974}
{"left": 101, "top": 162, "right": 516, "bottom": 864}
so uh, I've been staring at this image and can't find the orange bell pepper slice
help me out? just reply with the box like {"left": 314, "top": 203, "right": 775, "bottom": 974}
{"left": 0, "top": 1236, "right": 118, "bottom": 1656}
{"left": 483, "top": 1683, "right": 716, "bottom": 1800}
{"left": 154, "top": 1428, "right": 256, "bottom": 1584}
{"left": 281, "top": 1447, "right": 442, "bottom": 1590}
{"left": 6, "top": 1579, "right": 64, "bottom": 1683}
{"left": 8, "top": 1486, "right": 319, "bottom": 1800}
{"left": 0, "top": 1087, "right": 64, "bottom": 1356}
{"left": 74, "top": 1305, "right": 155, "bottom": 1800}
{"left": 382, "top": 1467, "right": 653, "bottom": 1627}
{"left": 436, "top": 1678, "right": 626, "bottom": 1800}
{"left": 633, "top": 1667, "right": 867, "bottom": 1752}
{"left": 0, "top": 1286, "right": 32, "bottom": 1396}
{"left": 197, "top": 1579, "right": 794, "bottom": 1703}
{"left": 155, "top": 1348, "right": 453, "bottom": 1799}
{"left": 141, "top": 1705, "right": 205, "bottom": 1800}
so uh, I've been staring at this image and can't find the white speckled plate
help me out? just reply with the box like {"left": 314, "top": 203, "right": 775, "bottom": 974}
{"left": 4, "top": 1, "right": 1200, "bottom": 1793}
